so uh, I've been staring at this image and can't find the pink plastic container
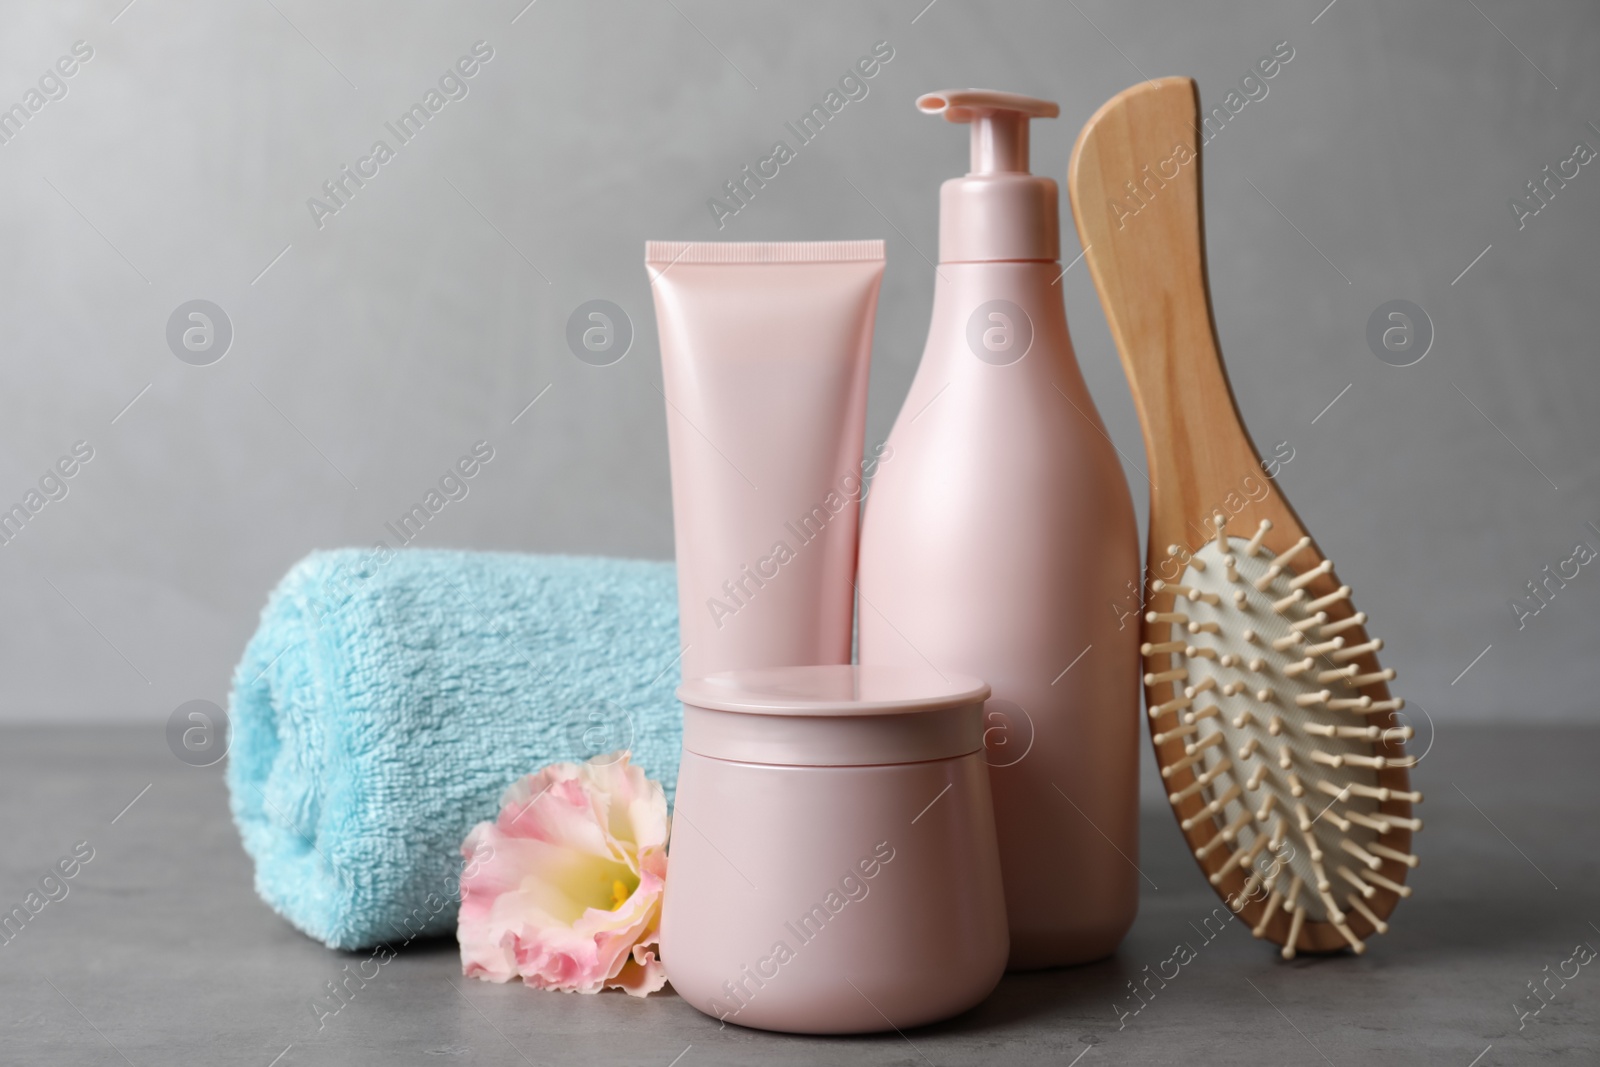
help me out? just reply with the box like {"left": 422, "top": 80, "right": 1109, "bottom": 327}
{"left": 857, "top": 90, "right": 1141, "bottom": 969}
{"left": 661, "top": 665, "right": 1008, "bottom": 1034}
{"left": 644, "top": 241, "right": 885, "bottom": 682}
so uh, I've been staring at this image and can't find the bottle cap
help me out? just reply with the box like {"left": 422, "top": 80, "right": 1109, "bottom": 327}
{"left": 918, "top": 89, "right": 1061, "bottom": 263}
{"left": 678, "top": 664, "right": 990, "bottom": 767}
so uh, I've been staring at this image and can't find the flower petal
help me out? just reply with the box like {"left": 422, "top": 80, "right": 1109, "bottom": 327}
{"left": 610, "top": 939, "right": 668, "bottom": 997}
{"left": 458, "top": 752, "right": 672, "bottom": 997}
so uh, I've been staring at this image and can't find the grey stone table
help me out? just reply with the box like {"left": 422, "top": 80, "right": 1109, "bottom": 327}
{"left": 1, "top": 725, "right": 1594, "bottom": 1065}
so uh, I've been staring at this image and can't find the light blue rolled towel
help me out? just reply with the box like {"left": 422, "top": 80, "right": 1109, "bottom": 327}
{"left": 227, "top": 548, "right": 682, "bottom": 950}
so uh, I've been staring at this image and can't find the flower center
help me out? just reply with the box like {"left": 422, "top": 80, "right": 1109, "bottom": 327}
{"left": 610, "top": 879, "right": 631, "bottom": 910}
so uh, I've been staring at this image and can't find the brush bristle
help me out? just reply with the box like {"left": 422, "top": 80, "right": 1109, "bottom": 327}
{"left": 1145, "top": 519, "right": 1419, "bottom": 958}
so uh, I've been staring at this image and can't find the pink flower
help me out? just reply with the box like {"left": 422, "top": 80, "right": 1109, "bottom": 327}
{"left": 458, "top": 752, "right": 669, "bottom": 996}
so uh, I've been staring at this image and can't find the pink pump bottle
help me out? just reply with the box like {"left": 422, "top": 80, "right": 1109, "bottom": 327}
{"left": 855, "top": 90, "right": 1141, "bottom": 969}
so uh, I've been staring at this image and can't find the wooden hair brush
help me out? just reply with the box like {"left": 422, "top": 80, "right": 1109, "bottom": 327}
{"left": 1067, "top": 78, "right": 1420, "bottom": 957}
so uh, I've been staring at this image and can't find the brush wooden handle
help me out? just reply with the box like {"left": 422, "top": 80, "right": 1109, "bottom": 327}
{"left": 1067, "top": 77, "right": 1275, "bottom": 527}
{"left": 1069, "top": 78, "right": 1412, "bottom": 955}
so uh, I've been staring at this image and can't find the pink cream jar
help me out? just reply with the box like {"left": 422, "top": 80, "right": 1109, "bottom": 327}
{"left": 661, "top": 665, "right": 1008, "bottom": 1034}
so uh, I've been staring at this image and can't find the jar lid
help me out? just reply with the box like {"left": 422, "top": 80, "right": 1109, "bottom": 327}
{"left": 678, "top": 664, "right": 990, "bottom": 767}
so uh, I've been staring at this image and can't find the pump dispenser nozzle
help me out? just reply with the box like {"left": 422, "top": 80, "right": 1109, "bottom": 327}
{"left": 917, "top": 89, "right": 1061, "bottom": 263}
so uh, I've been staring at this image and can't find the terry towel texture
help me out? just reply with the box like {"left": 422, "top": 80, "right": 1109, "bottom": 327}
{"left": 227, "top": 548, "right": 682, "bottom": 950}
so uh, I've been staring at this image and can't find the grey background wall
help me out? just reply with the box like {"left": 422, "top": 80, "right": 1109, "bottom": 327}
{"left": 1, "top": 0, "right": 1595, "bottom": 724}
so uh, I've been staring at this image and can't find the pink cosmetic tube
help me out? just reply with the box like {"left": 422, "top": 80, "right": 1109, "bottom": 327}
{"left": 645, "top": 240, "right": 885, "bottom": 681}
